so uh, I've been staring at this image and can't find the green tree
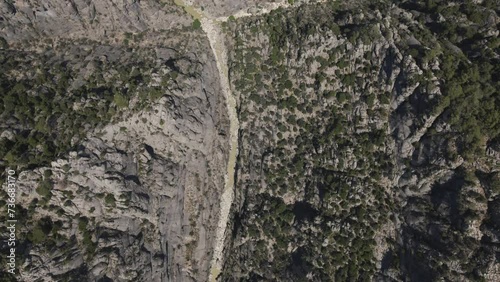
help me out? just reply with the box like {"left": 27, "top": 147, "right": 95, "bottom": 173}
{"left": 192, "top": 19, "right": 201, "bottom": 29}
{"left": 105, "top": 194, "right": 116, "bottom": 207}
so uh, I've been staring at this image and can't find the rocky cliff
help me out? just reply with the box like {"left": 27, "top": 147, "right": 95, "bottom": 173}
{"left": 222, "top": 0, "right": 499, "bottom": 281}
{"left": 0, "top": 0, "right": 190, "bottom": 43}
{"left": 0, "top": 1, "right": 230, "bottom": 281}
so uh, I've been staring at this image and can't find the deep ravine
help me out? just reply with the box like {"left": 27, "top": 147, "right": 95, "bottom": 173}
{"left": 173, "top": 1, "right": 326, "bottom": 280}
{"left": 172, "top": 1, "right": 239, "bottom": 280}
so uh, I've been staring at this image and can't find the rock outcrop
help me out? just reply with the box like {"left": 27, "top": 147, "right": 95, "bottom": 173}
{"left": 221, "top": 1, "right": 499, "bottom": 281}
{"left": 0, "top": 1, "right": 230, "bottom": 281}
{"left": 0, "top": 0, "right": 190, "bottom": 44}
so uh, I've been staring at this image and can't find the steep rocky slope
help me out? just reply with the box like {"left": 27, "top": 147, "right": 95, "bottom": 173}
{"left": 0, "top": 0, "right": 190, "bottom": 43}
{"left": 222, "top": 0, "right": 499, "bottom": 281}
{"left": 0, "top": 1, "right": 231, "bottom": 281}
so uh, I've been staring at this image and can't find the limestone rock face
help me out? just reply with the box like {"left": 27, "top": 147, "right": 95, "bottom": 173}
{"left": 14, "top": 45, "right": 228, "bottom": 281}
{"left": 0, "top": 0, "right": 190, "bottom": 43}
{"left": 18, "top": 101, "right": 228, "bottom": 281}
{"left": 0, "top": 1, "right": 229, "bottom": 281}
{"left": 220, "top": 1, "right": 500, "bottom": 281}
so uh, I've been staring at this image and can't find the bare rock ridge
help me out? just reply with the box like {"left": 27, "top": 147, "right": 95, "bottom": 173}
{"left": 0, "top": 0, "right": 190, "bottom": 43}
